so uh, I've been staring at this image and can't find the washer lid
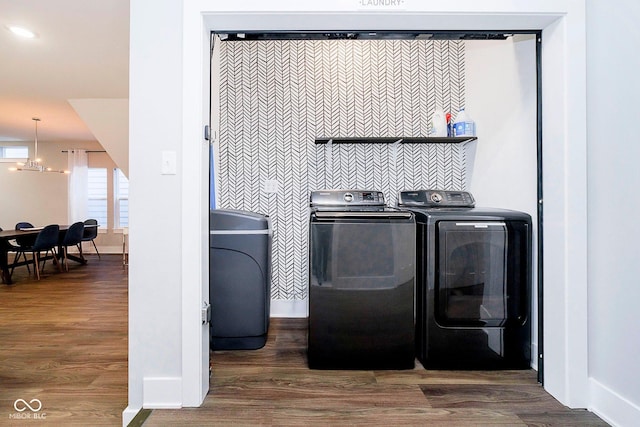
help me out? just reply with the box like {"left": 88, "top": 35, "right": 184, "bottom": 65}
{"left": 398, "top": 189, "right": 475, "bottom": 208}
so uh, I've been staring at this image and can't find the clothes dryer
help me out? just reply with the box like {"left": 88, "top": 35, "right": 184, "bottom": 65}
{"left": 398, "top": 190, "right": 532, "bottom": 369}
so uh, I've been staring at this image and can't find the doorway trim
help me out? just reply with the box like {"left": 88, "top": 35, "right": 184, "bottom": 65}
{"left": 180, "top": 0, "right": 588, "bottom": 410}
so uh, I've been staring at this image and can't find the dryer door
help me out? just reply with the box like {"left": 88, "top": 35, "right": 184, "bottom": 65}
{"left": 435, "top": 221, "right": 510, "bottom": 327}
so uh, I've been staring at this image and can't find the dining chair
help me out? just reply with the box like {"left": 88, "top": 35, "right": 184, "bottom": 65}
{"left": 82, "top": 219, "right": 100, "bottom": 259}
{"left": 122, "top": 227, "right": 129, "bottom": 270}
{"left": 12, "top": 222, "right": 37, "bottom": 274}
{"left": 11, "top": 224, "right": 63, "bottom": 280}
{"left": 0, "top": 227, "right": 22, "bottom": 283}
{"left": 0, "top": 228, "right": 21, "bottom": 252}
{"left": 60, "top": 222, "right": 85, "bottom": 272}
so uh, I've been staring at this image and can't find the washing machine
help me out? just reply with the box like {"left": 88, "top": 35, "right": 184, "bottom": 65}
{"left": 398, "top": 189, "right": 532, "bottom": 370}
{"left": 308, "top": 190, "right": 416, "bottom": 370}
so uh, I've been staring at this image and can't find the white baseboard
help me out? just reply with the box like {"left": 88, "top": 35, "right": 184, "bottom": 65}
{"left": 142, "top": 377, "right": 182, "bottom": 409}
{"left": 270, "top": 299, "right": 308, "bottom": 318}
{"left": 69, "top": 245, "right": 123, "bottom": 255}
{"left": 122, "top": 406, "right": 140, "bottom": 427}
{"left": 97, "top": 245, "right": 125, "bottom": 254}
{"left": 530, "top": 341, "right": 538, "bottom": 371}
{"left": 589, "top": 377, "right": 640, "bottom": 427}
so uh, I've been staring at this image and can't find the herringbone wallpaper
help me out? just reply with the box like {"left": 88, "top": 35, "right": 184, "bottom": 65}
{"left": 218, "top": 39, "right": 466, "bottom": 300}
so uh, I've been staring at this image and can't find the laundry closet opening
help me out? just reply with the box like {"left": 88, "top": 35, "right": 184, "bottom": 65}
{"left": 208, "top": 30, "right": 541, "bottom": 378}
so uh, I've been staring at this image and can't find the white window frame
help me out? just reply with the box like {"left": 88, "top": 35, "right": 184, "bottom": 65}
{"left": 87, "top": 167, "right": 108, "bottom": 229}
{"left": 0, "top": 145, "right": 29, "bottom": 162}
{"left": 114, "top": 168, "right": 129, "bottom": 229}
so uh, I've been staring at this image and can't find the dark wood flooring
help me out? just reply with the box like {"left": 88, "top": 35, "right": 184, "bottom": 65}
{"left": 147, "top": 319, "right": 608, "bottom": 426}
{"left": 1, "top": 255, "right": 608, "bottom": 426}
{"left": 0, "top": 254, "right": 127, "bottom": 426}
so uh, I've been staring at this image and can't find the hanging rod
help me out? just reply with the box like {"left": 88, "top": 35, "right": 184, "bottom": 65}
{"left": 61, "top": 150, "right": 106, "bottom": 153}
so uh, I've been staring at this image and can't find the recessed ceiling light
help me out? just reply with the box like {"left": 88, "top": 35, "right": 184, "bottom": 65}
{"left": 8, "top": 25, "right": 36, "bottom": 38}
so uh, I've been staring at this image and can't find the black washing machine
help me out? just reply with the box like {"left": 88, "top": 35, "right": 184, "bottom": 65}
{"left": 308, "top": 190, "right": 416, "bottom": 370}
{"left": 398, "top": 189, "right": 532, "bottom": 370}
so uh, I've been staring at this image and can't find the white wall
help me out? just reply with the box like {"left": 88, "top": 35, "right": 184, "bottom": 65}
{"left": 127, "top": 0, "right": 185, "bottom": 419}
{"left": 465, "top": 36, "right": 538, "bottom": 213}
{"left": 465, "top": 36, "right": 539, "bottom": 368}
{"left": 68, "top": 98, "right": 130, "bottom": 177}
{"left": 586, "top": 1, "right": 640, "bottom": 425}
{"left": 0, "top": 141, "right": 69, "bottom": 227}
{"left": 0, "top": 140, "right": 124, "bottom": 252}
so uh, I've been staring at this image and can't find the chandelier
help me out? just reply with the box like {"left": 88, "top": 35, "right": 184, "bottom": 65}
{"left": 9, "top": 118, "right": 69, "bottom": 173}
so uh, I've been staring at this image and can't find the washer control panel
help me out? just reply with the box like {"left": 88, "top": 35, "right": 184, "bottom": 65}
{"left": 310, "top": 190, "right": 385, "bottom": 206}
{"left": 398, "top": 190, "right": 475, "bottom": 208}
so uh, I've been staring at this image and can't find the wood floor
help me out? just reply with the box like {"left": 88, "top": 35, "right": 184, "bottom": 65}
{"left": 0, "top": 254, "right": 127, "bottom": 426}
{"left": 147, "top": 321, "right": 608, "bottom": 427}
{"left": 1, "top": 256, "right": 608, "bottom": 426}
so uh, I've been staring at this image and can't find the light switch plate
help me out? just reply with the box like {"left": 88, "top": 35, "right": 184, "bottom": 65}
{"left": 161, "top": 150, "right": 177, "bottom": 175}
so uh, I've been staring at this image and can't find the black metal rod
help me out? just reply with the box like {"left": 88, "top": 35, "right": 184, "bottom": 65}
{"left": 61, "top": 150, "right": 106, "bottom": 153}
{"left": 535, "top": 30, "right": 544, "bottom": 386}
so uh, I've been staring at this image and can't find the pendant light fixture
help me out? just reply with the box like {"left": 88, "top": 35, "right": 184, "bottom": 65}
{"left": 8, "top": 118, "right": 70, "bottom": 173}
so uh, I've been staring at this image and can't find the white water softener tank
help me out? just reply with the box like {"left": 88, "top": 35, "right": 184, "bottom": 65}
{"left": 453, "top": 108, "right": 476, "bottom": 137}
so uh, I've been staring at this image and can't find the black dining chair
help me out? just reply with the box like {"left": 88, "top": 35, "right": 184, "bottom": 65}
{"left": 60, "top": 222, "right": 85, "bottom": 272}
{"left": 81, "top": 219, "right": 100, "bottom": 259}
{"left": 0, "top": 227, "right": 21, "bottom": 252}
{"left": 0, "top": 227, "right": 22, "bottom": 283}
{"left": 11, "top": 224, "right": 62, "bottom": 280}
{"left": 12, "top": 222, "right": 37, "bottom": 274}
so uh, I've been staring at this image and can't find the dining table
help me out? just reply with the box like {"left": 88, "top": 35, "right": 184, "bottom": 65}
{"left": 0, "top": 224, "right": 97, "bottom": 285}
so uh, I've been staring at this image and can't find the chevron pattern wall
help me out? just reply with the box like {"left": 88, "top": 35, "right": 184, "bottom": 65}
{"left": 218, "top": 39, "right": 466, "bottom": 300}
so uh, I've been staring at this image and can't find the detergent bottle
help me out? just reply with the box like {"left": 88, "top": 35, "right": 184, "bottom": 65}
{"left": 453, "top": 107, "right": 476, "bottom": 137}
{"left": 429, "top": 107, "right": 447, "bottom": 137}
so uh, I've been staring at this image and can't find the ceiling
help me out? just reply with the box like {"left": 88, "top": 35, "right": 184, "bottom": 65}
{"left": 0, "top": 0, "right": 129, "bottom": 143}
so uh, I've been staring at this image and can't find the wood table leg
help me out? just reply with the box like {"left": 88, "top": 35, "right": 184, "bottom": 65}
{"left": 0, "top": 247, "right": 13, "bottom": 285}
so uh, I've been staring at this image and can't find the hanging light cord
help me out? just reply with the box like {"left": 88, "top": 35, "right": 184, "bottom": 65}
{"left": 33, "top": 117, "right": 40, "bottom": 162}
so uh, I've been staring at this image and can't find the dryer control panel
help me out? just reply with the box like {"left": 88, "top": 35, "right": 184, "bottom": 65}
{"left": 398, "top": 190, "right": 475, "bottom": 208}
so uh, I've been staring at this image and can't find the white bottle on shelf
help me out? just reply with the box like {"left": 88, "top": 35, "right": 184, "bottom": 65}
{"left": 453, "top": 107, "right": 476, "bottom": 137}
{"left": 429, "top": 107, "right": 447, "bottom": 137}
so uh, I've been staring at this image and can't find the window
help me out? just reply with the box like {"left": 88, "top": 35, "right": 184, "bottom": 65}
{"left": 87, "top": 168, "right": 108, "bottom": 227}
{"left": 114, "top": 168, "right": 129, "bottom": 228}
{"left": 0, "top": 146, "right": 28, "bottom": 161}
{"left": 83, "top": 167, "right": 128, "bottom": 229}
